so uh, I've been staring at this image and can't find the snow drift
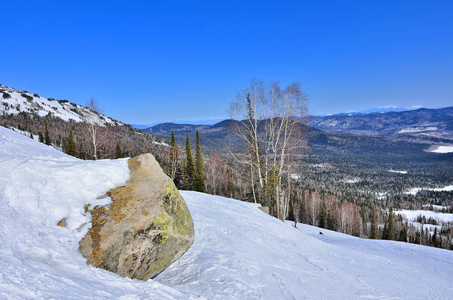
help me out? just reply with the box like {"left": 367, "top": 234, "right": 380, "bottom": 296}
{"left": 1, "top": 127, "right": 453, "bottom": 299}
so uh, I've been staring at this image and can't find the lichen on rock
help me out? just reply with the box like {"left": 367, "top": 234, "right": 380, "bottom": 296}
{"left": 79, "top": 153, "right": 194, "bottom": 281}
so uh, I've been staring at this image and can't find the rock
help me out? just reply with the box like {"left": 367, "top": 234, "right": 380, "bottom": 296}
{"left": 57, "top": 218, "right": 67, "bottom": 227}
{"left": 79, "top": 153, "right": 194, "bottom": 281}
{"left": 258, "top": 206, "right": 269, "bottom": 214}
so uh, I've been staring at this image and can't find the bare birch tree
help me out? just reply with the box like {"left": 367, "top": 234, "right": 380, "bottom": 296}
{"left": 87, "top": 97, "right": 111, "bottom": 160}
{"left": 229, "top": 80, "right": 309, "bottom": 220}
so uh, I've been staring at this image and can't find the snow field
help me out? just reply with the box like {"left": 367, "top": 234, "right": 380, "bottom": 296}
{"left": 1, "top": 126, "right": 453, "bottom": 299}
{"left": 406, "top": 185, "right": 453, "bottom": 195}
{"left": 396, "top": 210, "right": 453, "bottom": 224}
{"left": 431, "top": 146, "right": 453, "bottom": 153}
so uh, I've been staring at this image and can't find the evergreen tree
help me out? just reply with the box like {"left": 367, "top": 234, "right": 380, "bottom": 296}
{"left": 433, "top": 227, "right": 438, "bottom": 247}
{"left": 361, "top": 208, "right": 368, "bottom": 237}
{"left": 398, "top": 228, "right": 407, "bottom": 242}
{"left": 388, "top": 207, "right": 395, "bottom": 240}
{"left": 184, "top": 134, "right": 196, "bottom": 190}
{"left": 66, "top": 130, "right": 77, "bottom": 157}
{"left": 370, "top": 207, "right": 378, "bottom": 239}
{"left": 382, "top": 214, "right": 388, "bottom": 240}
{"left": 171, "top": 130, "right": 176, "bottom": 147}
{"left": 38, "top": 132, "right": 44, "bottom": 143}
{"left": 194, "top": 131, "right": 206, "bottom": 192}
{"left": 44, "top": 120, "right": 51, "bottom": 145}
{"left": 115, "top": 141, "right": 122, "bottom": 158}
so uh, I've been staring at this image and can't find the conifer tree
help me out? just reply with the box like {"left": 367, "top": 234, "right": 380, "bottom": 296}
{"left": 66, "top": 130, "right": 77, "bottom": 157}
{"left": 388, "top": 207, "right": 395, "bottom": 240}
{"left": 433, "top": 227, "right": 438, "bottom": 247}
{"left": 194, "top": 131, "right": 206, "bottom": 192}
{"left": 44, "top": 120, "right": 51, "bottom": 145}
{"left": 184, "top": 134, "right": 196, "bottom": 190}
{"left": 38, "top": 132, "right": 44, "bottom": 143}
{"left": 370, "top": 207, "right": 378, "bottom": 239}
{"left": 382, "top": 214, "right": 388, "bottom": 240}
{"left": 171, "top": 130, "right": 176, "bottom": 147}
{"left": 115, "top": 141, "right": 122, "bottom": 158}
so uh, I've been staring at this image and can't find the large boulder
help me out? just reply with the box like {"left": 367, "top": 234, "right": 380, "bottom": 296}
{"left": 79, "top": 153, "right": 194, "bottom": 280}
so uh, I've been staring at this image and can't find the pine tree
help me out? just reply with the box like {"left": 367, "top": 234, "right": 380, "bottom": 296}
{"left": 184, "top": 134, "right": 196, "bottom": 190}
{"left": 115, "top": 141, "right": 122, "bottom": 158}
{"left": 382, "top": 214, "right": 388, "bottom": 240}
{"left": 44, "top": 120, "right": 51, "bottom": 145}
{"left": 38, "top": 132, "right": 44, "bottom": 143}
{"left": 388, "top": 207, "right": 395, "bottom": 240}
{"left": 370, "top": 207, "right": 378, "bottom": 239}
{"left": 171, "top": 130, "right": 176, "bottom": 147}
{"left": 194, "top": 131, "right": 206, "bottom": 192}
{"left": 66, "top": 130, "right": 77, "bottom": 157}
{"left": 433, "top": 227, "right": 438, "bottom": 247}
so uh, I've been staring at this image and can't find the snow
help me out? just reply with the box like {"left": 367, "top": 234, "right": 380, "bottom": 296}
{"left": 423, "top": 204, "right": 451, "bottom": 211}
{"left": 153, "top": 141, "right": 170, "bottom": 147}
{"left": 344, "top": 178, "right": 360, "bottom": 183}
{"left": 388, "top": 169, "right": 408, "bottom": 174}
{"left": 396, "top": 210, "right": 453, "bottom": 224}
{"left": 2, "top": 126, "right": 453, "bottom": 299}
{"left": 406, "top": 185, "right": 453, "bottom": 195}
{"left": 431, "top": 146, "right": 453, "bottom": 153}
{"left": 398, "top": 126, "right": 438, "bottom": 133}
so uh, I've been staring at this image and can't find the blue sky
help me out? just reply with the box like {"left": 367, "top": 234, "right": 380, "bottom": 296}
{"left": 1, "top": 1, "right": 452, "bottom": 124}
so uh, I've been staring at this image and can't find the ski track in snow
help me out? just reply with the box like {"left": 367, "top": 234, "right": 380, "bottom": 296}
{"left": 1, "top": 126, "right": 453, "bottom": 299}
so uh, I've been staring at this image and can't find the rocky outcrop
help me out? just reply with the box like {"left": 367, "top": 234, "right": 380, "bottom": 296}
{"left": 79, "top": 153, "right": 194, "bottom": 281}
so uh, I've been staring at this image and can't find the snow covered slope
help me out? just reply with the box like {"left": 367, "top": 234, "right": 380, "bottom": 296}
{"left": 1, "top": 126, "right": 453, "bottom": 299}
{"left": 0, "top": 84, "right": 118, "bottom": 125}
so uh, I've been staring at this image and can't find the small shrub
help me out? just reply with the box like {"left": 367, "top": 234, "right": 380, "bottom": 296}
{"left": 2, "top": 92, "right": 11, "bottom": 99}
{"left": 21, "top": 93, "right": 33, "bottom": 101}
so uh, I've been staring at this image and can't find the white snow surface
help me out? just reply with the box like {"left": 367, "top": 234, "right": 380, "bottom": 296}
{"left": 406, "top": 185, "right": 453, "bottom": 195}
{"left": 398, "top": 126, "right": 438, "bottom": 133}
{"left": 431, "top": 146, "right": 453, "bottom": 153}
{"left": 344, "top": 178, "right": 360, "bottom": 183}
{"left": 388, "top": 169, "right": 408, "bottom": 174}
{"left": 396, "top": 210, "right": 453, "bottom": 224}
{"left": 1, "top": 127, "right": 453, "bottom": 299}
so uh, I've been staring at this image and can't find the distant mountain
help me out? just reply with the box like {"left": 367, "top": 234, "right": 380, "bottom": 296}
{"left": 308, "top": 106, "right": 453, "bottom": 143}
{"left": 357, "top": 106, "right": 424, "bottom": 114}
{"left": 133, "top": 119, "right": 226, "bottom": 129}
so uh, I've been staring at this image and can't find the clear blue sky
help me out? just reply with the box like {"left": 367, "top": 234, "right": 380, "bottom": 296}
{"left": 1, "top": 0, "right": 452, "bottom": 124}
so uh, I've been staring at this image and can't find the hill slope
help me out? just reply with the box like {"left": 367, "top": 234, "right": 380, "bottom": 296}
{"left": 0, "top": 84, "right": 170, "bottom": 160}
{"left": 1, "top": 126, "right": 453, "bottom": 299}
{"left": 1, "top": 84, "right": 119, "bottom": 125}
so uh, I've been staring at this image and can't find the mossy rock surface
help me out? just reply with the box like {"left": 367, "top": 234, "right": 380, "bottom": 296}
{"left": 79, "top": 153, "right": 194, "bottom": 280}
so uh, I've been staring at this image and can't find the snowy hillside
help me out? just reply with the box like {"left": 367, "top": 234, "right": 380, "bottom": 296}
{"left": 1, "top": 126, "right": 453, "bottom": 299}
{"left": 0, "top": 84, "right": 119, "bottom": 125}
